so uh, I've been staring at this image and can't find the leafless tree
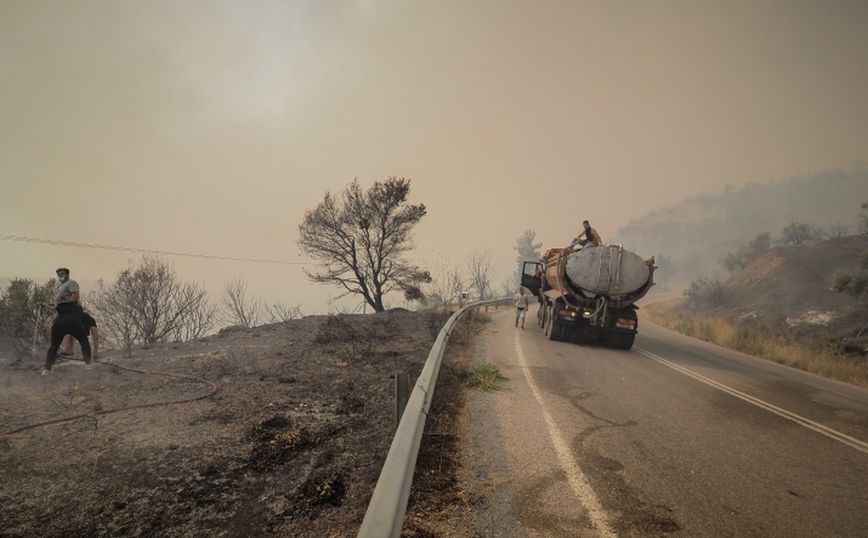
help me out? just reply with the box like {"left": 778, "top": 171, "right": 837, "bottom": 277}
{"left": 500, "top": 276, "right": 518, "bottom": 298}
{"left": 298, "top": 177, "right": 431, "bottom": 312}
{"left": 89, "top": 278, "right": 139, "bottom": 357}
{"left": 173, "top": 295, "right": 218, "bottom": 342}
{"left": 780, "top": 222, "right": 823, "bottom": 246}
{"left": 223, "top": 277, "right": 263, "bottom": 328}
{"left": 467, "top": 250, "right": 495, "bottom": 300}
{"left": 89, "top": 257, "right": 214, "bottom": 350}
{"left": 267, "top": 302, "right": 303, "bottom": 323}
{"left": 425, "top": 254, "right": 466, "bottom": 307}
{"left": 823, "top": 224, "right": 851, "bottom": 240}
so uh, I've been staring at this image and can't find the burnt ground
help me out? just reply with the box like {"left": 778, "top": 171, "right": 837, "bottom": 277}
{"left": 0, "top": 309, "right": 488, "bottom": 537}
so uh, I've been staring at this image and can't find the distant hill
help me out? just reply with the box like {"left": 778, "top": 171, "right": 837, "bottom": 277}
{"left": 721, "top": 235, "right": 867, "bottom": 331}
{"left": 613, "top": 168, "right": 868, "bottom": 286}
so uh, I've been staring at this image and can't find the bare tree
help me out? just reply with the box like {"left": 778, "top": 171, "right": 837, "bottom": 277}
{"left": 780, "top": 222, "right": 823, "bottom": 246}
{"left": 500, "top": 277, "right": 518, "bottom": 298}
{"left": 89, "top": 257, "right": 213, "bottom": 349}
{"left": 89, "top": 278, "right": 139, "bottom": 357}
{"left": 823, "top": 224, "right": 851, "bottom": 240}
{"left": 267, "top": 302, "right": 303, "bottom": 323}
{"left": 425, "top": 254, "right": 466, "bottom": 307}
{"left": 173, "top": 294, "right": 218, "bottom": 342}
{"left": 467, "top": 250, "right": 495, "bottom": 300}
{"left": 223, "top": 277, "right": 263, "bottom": 328}
{"left": 298, "top": 177, "right": 431, "bottom": 312}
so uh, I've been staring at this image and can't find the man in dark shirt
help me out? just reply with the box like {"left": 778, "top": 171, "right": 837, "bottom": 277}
{"left": 572, "top": 220, "right": 603, "bottom": 248}
{"left": 60, "top": 310, "right": 100, "bottom": 359}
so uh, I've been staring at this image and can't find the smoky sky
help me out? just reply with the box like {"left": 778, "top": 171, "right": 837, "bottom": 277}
{"left": 2, "top": 0, "right": 867, "bottom": 311}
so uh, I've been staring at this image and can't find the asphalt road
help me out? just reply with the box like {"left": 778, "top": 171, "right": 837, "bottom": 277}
{"left": 461, "top": 307, "right": 868, "bottom": 537}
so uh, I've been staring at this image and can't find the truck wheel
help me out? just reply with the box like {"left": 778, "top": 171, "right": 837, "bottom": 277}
{"left": 619, "top": 333, "right": 636, "bottom": 350}
{"left": 606, "top": 332, "right": 635, "bottom": 350}
{"left": 547, "top": 311, "right": 560, "bottom": 341}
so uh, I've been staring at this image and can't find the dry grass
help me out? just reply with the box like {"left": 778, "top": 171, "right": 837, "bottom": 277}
{"left": 643, "top": 301, "right": 868, "bottom": 389}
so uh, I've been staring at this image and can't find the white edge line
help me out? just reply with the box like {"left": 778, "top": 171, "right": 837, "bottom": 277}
{"left": 515, "top": 331, "right": 617, "bottom": 538}
{"left": 635, "top": 346, "right": 868, "bottom": 455}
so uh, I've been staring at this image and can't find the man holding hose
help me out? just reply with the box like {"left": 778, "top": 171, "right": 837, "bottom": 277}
{"left": 40, "top": 267, "right": 91, "bottom": 375}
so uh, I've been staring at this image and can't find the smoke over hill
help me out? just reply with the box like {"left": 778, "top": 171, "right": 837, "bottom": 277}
{"left": 613, "top": 167, "right": 868, "bottom": 287}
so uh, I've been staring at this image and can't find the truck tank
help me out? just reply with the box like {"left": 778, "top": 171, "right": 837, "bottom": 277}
{"left": 523, "top": 244, "right": 656, "bottom": 349}
{"left": 542, "top": 245, "right": 655, "bottom": 309}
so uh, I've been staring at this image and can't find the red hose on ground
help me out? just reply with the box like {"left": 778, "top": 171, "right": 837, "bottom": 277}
{"left": 0, "top": 359, "right": 219, "bottom": 437}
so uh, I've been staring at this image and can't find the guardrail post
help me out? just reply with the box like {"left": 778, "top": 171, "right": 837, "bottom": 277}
{"left": 395, "top": 372, "right": 410, "bottom": 428}
{"left": 359, "top": 297, "right": 510, "bottom": 537}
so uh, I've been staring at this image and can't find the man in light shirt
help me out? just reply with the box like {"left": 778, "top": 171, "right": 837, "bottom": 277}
{"left": 514, "top": 287, "right": 529, "bottom": 329}
{"left": 39, "top": 267, "right": 92, "bottom": 374}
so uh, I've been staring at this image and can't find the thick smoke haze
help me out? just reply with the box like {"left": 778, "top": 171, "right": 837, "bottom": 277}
{"left": 2, "top": 1, "right": 867, "bottom": 312}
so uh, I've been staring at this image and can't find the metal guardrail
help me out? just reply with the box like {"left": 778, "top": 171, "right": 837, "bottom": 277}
{"left": 358, "top": 297, "right": 511, "bottom": 537}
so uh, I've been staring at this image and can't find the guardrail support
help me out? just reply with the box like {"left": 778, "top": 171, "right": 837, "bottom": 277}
{"left": 358, "top": 298, "right": 510, "bottom": 537}
{"left": 395, "top": 372, "right": 410, "bottom": 428}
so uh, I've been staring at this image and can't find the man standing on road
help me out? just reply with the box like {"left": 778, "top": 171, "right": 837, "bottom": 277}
{"left": 40, "top": 267, "right": 91, "bottom": 375}
{"left": 514, "top": 287, "right": 529, "bottom": 329}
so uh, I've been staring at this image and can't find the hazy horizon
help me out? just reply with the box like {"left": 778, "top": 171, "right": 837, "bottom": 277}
{"left": 3, "top": 1, "right": 868, "bottom": 312}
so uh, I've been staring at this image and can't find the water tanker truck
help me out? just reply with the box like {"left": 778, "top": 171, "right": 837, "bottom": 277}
{"left": 520, "top": 244, "right": 656, "bottom": 349}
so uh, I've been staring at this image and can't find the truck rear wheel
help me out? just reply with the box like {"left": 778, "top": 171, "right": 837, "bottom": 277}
{"left": 546, "top": 303, "right": 565, "bottom": 341}
{"left": 547, "top": 316, "right": 561, "bottom": 341}
{"left": 606, "top": 332, "right": 635, "bottom": 350}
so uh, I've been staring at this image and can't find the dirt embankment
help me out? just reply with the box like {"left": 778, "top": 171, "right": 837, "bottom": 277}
{"left": 721, "top": 235, "right": 868, "bottom": 333}
{"left": 0, "top": 309, "right": 482, "bottom": 537}
{"left": 643, "top": 236, "right": 868, "bottom": 387}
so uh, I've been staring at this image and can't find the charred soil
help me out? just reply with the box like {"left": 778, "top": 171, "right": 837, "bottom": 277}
{"left": 0, "top": 310, "right": 484, "bottom": 537}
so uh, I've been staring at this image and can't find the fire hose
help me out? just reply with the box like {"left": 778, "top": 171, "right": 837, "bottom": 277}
{"left": 0, "top": 359, "right": 219, "bottom": 437}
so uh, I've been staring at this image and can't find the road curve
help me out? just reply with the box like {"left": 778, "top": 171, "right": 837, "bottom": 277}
{"left": 460, "top": 306, "right": 868, "bottom": 537}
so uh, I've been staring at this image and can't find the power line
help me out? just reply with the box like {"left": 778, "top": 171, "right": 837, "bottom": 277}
{"left": 0, "top": 233, "right": 312, "bottom": 265}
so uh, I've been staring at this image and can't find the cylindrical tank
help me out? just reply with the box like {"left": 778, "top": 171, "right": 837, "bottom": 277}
{"left": 542, "top": 245, "right": 655, "bottom": 309}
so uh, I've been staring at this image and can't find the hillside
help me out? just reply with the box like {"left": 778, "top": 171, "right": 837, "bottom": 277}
{"left": 0, "top": 310, "right": 480, "bottom": 537}
{"left": 613, "top": 169, "right": 868, "bottom": 286}
{"left": 721, "top": 235, "right": 868, "bottom": 332}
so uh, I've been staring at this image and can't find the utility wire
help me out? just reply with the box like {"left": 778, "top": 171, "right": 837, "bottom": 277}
{"left": 0, "top": 233, "right": 312, "bottom": 265}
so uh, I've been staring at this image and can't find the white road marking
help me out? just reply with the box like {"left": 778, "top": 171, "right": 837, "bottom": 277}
{"left": 514, "top": 331, "right": 617, "bottom": 538}
{"left": 636, "top": 347, "right": 868, "bottom": 455}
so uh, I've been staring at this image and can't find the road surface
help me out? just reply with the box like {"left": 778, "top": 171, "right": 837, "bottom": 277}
{"left": 460, "top": 307, "right": 868, "bottom": 537}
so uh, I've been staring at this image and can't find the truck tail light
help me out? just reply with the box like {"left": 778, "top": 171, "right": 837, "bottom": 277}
{"left": 615, "top": 318, "right": 637, "bottom": 330}
{"left": 558, "top": 309, "right": 577, "bottom": 319}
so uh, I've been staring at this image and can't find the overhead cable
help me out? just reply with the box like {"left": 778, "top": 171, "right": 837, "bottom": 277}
{"left": 0, "top": 233, "right": 311, "bottom": 265}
